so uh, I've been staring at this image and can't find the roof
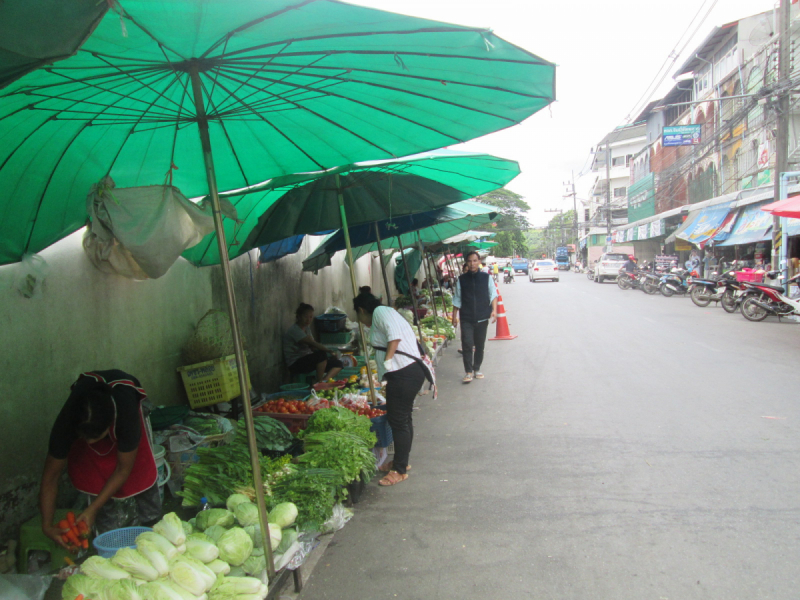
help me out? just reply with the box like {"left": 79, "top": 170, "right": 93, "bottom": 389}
{"left": 595, "top": 123, "right": 647, "bottom": 148}
{"left": 674, "top": 22, "right": 737, "bottom": 77}
{"left": 632, "top": 100, "right": 661, "bottom": 124}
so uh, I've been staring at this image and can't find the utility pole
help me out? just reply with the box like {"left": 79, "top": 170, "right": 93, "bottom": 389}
{"left": 772, "top": 0, "right": 790, "bottom": 273}
{"left": 564, "top": 172, "right": 578, "bottom": 248}
{"left": 605, "top": 140, "right": 612, "bottom": 251}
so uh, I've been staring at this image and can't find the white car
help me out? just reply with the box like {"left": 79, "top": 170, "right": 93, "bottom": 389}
{"left": 594, "top": 252, "right": 629, "bottom": 283}
{"left": 529, "top": 260, "right": 560, "bottom": 282}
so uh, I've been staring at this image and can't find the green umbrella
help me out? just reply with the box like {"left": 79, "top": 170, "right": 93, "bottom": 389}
{"left": 471, "top": 240, "right": 499, "bottom": 249}
{"left": 302, "top": 199, "right": 499, "bottom": 271}
{"left": 0, "top": 1, "right": 555, "bottom": 265}
{"left": 184, "top": 149, "right": 517, "bottom": 266}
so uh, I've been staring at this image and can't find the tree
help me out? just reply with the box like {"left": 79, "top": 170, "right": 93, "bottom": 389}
{"left": 474, "top": 188, "right": 530, "bottom": 257}
{"left": 525, "top": 209, "right": 579, "bottom": 259}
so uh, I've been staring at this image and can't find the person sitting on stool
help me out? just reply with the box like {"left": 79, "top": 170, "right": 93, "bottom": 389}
{"left": 284, "top": 303, "right": 344, "bottom": 383}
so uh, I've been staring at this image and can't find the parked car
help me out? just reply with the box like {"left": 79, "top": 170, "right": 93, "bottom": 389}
{"left": 529, "top": 260, "right": 559, "bottom": 282}
{"left": 511, "top": 258, "right": 530, "bottom": 275}
{"left": 594, "top": 252, "right": 629, "bottom": 283}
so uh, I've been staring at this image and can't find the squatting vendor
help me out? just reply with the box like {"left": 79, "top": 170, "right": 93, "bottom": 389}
{"left": 40, "top": 370, "right": 162, "bottom": 547}
{"left": 284, "top": 303, "right": 344, "bottom": 383}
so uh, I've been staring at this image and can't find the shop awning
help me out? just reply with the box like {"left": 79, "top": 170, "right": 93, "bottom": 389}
{"left": 665, "top": 211, "right": 701, "bottom": 244}
{"left": 676, "top": 202, "right": 734, "bottom": 246}
{"left": 716, "top": 202, "right": 774, "bottom": 246}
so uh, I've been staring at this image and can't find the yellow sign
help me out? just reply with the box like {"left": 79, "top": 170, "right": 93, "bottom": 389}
{"left": 674, "top": 239, "right": 692, "bottom": 251}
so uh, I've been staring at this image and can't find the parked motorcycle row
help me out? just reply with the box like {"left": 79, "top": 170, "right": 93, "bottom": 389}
{"left": 598, "top": 265, "right": 800, "bottom": 323}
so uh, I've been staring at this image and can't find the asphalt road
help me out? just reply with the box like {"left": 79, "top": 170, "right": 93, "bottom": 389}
{"left": 297, "top": 271, "right": 800, "bottom": 600}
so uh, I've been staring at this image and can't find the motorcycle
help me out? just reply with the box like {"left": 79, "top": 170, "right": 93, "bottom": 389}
{"left": 617, "top": 270, "right": 638, "bottom": 290}
{"left": 740, "top": 273, "right": 800, "bottom": 321}
{"left": 659, "top": 268, "right": 694, "bottom": 297}
{"left": 503, "top": 271, "right": 514, "bottom": 284}
{"left": 689, "top": 271, "right": 736, "bottom": 307}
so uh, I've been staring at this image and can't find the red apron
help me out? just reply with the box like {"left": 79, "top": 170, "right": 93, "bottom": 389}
{"left": 67, "top": 373, "right": 157, "bottom": 499}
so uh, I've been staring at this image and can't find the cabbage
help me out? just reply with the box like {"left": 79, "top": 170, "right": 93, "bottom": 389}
{"left": 207, "top": 559, "right": 231, "bottom": 575}
{"left": 181, "top": 520, "right": 193, "bottom": 536}
{"left": 216, "top": 527, "right": 253, "bottom": 566}
{"left": 111, "top": 547, "right": 159, "bottom": 581}
{"left": 226, "top": 493, "right": 252, "bottom": 512}
{"left": 195, "top": 508, "right": 234, "bottom": 531}
{"left": 244, "top": 522, "right": 281, "bottom": 551}
{"left": 136, "top": 531, "right": 178, "bottom": 559}
{"left": 80, "top": 556, "right": 131, "bottom": 580}
{"left": 211, "top": 575, "right": 264, "bottom": 595}
{"left": 154, "top": 512, "right": 187, "bottom": 546}
{"left": 185, "top": 535, "right": 220, "bottom": 563}
{"left": 242, "top": 553, "right": 266, "bottom": 576}
{"left": 188, "top": 531, "right": 213, "bottom": 543}
{"left": 234, "top": 502, "right": 259, "bottom": 527}
{"left": 140, "top": 580, "right": 199, "bottom": 600}
{"left": 275, "top": 527, "right": 298, "bottom": 555}
{"left": 227, "top": 566, "right": 246, "bottom": 577}
{"left": 97, "top": 578, "right": 143, "bottom": 600}
{"left": 169, "top": 556, "right": 215, "bottom": 595}
{"left": 136, "top": 539, "right": 169, "bottom": 577}
{"left": 62, "top": 574, "right": 109, "bottom": 599}
{"left": 204, "top": 524, "right": 228, "bottom": 543}
{"left": 268, "top": 502, "right": 298, "bottom": 528}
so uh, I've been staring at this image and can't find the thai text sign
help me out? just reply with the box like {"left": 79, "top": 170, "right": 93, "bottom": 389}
{"left": 663, "top": 125, "right": 702, "bottom": 147}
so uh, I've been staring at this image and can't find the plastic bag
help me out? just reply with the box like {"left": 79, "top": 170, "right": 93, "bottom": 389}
{"left": 0, "top": 575, "right": 51, "bottom": 600}
{"left": 324, "top": 306, "right": 346, "bottom": 315}
{"left": 13, "top": 254, "right": 48, "bottom": 299}
{"left": 319, "top": 504, "right": 353, "bottom": 534}
{"left": 285, "top": 533, "right": 321, "bottom": 571}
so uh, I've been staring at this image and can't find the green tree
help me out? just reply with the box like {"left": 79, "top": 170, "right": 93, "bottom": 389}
{"left": 525, "top": 209, "right": 579, "bottom": 260}
{"left": 474, "top": 188, "right": 530, "bottom": 257}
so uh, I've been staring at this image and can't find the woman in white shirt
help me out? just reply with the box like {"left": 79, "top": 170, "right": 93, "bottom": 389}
{"left": 283, "top": 303, "right": 343, "bottom": 383}
{"left": 353, "top": 292, "right": 427, "bottom": 486}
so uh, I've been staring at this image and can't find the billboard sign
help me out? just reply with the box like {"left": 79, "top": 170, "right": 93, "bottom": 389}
{"left": 663, "top": 125, "right": 702, "bottom": 147}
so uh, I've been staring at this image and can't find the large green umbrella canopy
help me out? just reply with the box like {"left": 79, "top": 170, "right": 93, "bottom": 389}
{"left": 0, "top": 0, "right": 555, "bottom": 265}
{"left": 471, "top": 240, "right": 499, "bottom": 249}
{"left": 184, "top": 149, "right": 517, "bottom": 266}
{"left": 0, "top": 0, "right": 107, "bottom": 89}
{"left": 301, "top": 199, "right": 499, "bottom": 271}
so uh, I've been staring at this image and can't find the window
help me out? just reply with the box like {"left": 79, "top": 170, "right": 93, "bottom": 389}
{"left": 614, "top": 187, "right": 627, "bottom": 198}
{"left": 612, "top": 156, "right": 626, "bottom": 167}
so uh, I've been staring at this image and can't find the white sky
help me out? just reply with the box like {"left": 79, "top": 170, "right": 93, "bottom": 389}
{"left": 353, "top": 0, "right": 778, "bottom": 225}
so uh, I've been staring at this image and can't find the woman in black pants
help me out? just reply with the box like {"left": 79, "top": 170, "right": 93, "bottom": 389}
{"left": 354, "top": 292, "right": 428, "bottom": 486}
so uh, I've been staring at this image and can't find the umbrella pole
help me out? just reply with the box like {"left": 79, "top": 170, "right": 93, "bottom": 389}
{"left": 397, "top": 237, "right": 427, "bottom": 349}
{"left": 189, "top": 67, "right": 275, "bottom": 580}
{"left": 416, "top": 234, "right": 440, "bottom": 339}
{"left": 373, "top": 222, "right": 393, "bottom": 303}
{"left": 336, "top": 175, "right": 379, "bottom": 406}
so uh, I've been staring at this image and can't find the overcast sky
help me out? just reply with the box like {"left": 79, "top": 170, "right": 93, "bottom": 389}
{"left": 353, "top": 0, "right": 778, "bottom": 226}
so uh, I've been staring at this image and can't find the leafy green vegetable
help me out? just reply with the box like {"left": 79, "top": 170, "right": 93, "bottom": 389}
{"left": 207, "top": 558, "right": 231, "bottom": 575}
{"left": 80, "top": 556, "right": 131, "bottom": 580}
{"left": 62, "top": 574, "right": 109, "bottom": 600}
{"left": 204, "top": 524, "right": 228, "bottom": 543}
{"left": 196, "top": 508, "right": 234, "bottom": 530}
{"left": 168, "top": 555, "right": 216, "bottom": 595}
{"left": 216, "top": 527, "right": 254, "bottom": 566}
{"left": 234, "top": 502, "right": 259, "bottom": 527}
{"left": 111, "top": 547, "right": 160, "bottom": 581}
{"left": 251, "top": 415, "right": 293, "bottom": 451}
{"left": 270, "top": 468, "right": 339, "bottom": 531}
{"left": 136, "top": 531, "right": 178, "bottom": 560}
{"left": 226, "top": 493, "right": 251, "bottom": 512}
{"left": 185, "top": 535, "right": 220, "bottom": 563}
{"left": 97, "top": 579, "right": 143, "bottom": 600}
{"left": 275, "top": 527, "right": 298, "bottom": 555}
{"left": 301, "top": 406, "right": 376, "bottom": 447}
{"left": 298, "top": 431, "right": 377, "bottom": 485}
{"left": 136, "top": 539, "right": 169, "bottom": 577}
{"left": 153, "top": 512, "right": 186, "bottom": 546}
{"left": 268, "top": 502, "right": 298, "bottom": 529}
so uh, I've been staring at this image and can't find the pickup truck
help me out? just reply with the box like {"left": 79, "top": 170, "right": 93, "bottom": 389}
{"left": 511, "top": 258, "right": 529, "bottom": 275}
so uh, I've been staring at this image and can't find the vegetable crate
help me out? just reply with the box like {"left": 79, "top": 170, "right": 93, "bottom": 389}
{"left": 734, "top": 270, "right": 764, "bottom": 283}
{"left": 319, "top": 331, "right": 350, "bottom": 344}
{"left": 177, "top": 354, "right": 251, "bottom": 409}
{"left": 315, "top": 313, "right": 346, "bottom": 332}
{"left": 370, "top": 414, "right": 393, "bottom": 448}
{"left": 253, "top": 391, "right": 311, "bottom": 433}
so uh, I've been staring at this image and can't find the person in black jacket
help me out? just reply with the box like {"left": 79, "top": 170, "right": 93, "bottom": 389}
{"left": 451, "top": 251, "right": 498, "bottom": 383}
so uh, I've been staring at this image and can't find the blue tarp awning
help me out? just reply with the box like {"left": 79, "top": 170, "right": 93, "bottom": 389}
{"left": 677, "top": 202, "right": 733, "bottom": 246}
{"left": 717, "top": 202, "right": 774, "bottom": 246}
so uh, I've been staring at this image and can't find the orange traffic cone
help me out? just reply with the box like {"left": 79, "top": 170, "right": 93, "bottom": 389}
{"left": 490, "top": 282, "right": 517, "bottom": 341}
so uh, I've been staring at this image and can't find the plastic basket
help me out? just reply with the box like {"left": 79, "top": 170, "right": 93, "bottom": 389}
{"left": 93, "top": 526, "right": 152, "bottom": 558}
{"left": 314, "top": 314, "right": 346, "bottom": 333}
{"left": 319, "top": 331, "right": 351, "bottom": 345}
{"left": 370, "top": 414, "right": 393, "bottom": 448}
{"left": 280, "top": 383, "right": 310, "bottom": 393}
{"left": 177, "top": 354, "right": 251, "bottom": 409}
{"left": 735, "top": 271, "right": 764, "bottom": 283}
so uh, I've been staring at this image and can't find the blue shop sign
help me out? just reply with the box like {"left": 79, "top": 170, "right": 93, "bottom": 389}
{"left": 663, "top": 125, "right": 702, "bottom": 147}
